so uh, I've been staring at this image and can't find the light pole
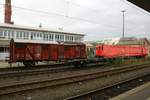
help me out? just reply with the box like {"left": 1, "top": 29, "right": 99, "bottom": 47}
{"left": 121, "top": 10, "right": 126, "bottom": 39}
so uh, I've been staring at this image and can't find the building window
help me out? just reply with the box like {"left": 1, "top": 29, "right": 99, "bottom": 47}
{"left": 33, "top": 33, "right": 36, "bottom": 38}
{"left": 40, "top": 33, "right": 42, "bottom": 38}
{"left": 7, "top": 30, "right": 11, "bottom": 39}
{"left": 48, "top": 34, "right": 54, "bottom": 41}
{"left": 20, "top": 32, "right": 23, "bottom": 39}
{"left": 23, "top": 32, "right": 29, "bottom": 39}
{"left": 31, "top": 32, "right": 39, "bottom": 40}
{"left": 44, "top": 33, "right": 48, "bottom": 41}
{"left": 0, "top": 47, "right": 3, "bottom": 52}
{"left": 0, "top": 31, "right": 3, "bottom": 37}
{"left": 16, "top": 31, "right": 19, "bottom": 39}
{"left": 60, "top": 35, "right": 64, "bottom": 41}
{"left": 70, "top": 36, "right": 73, "bottom": 41}
{"left": 51, "top": 34, "right": 54, "bottom": 40}
{"left": 75, "top": 36, "right": 81, "bottom": 42}
{"left": 26, "top": 32, "right": 29, "bottom": 39}
{"left": 16, "top": 31, "right": 24, "bottom": 39}
{"left": 65, "top": 35, "right": 69, "bottom": 41}
{"left": 31, "top": 33, "right": 34, "bottom": 40}
{"left": 11, "top": 31, "right": 14, "bottom": 38}
{"left": 55, "top": 34, "right": 64, "bottom": 41}
{"left": 58, "top": 35, "right": 60, "bottom": 40}
{"left": 0, "top": 47, "right": 9, "bottom": 53}
{"left": 37, "top": 33, "right": 39, "bottom": 38}
{"left": 23, "top": 32, "right": 26, "bottom": 39}
{"left": 4, "top": 31, "right": 7, "bottom": 37}
{"left": 65, "top": 35, "right": 74, "bottom": 42}
{"left": 55, "top": 34, "right": 59, "bottom": 41}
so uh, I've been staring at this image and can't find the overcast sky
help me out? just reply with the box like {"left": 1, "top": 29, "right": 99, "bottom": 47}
{"left": 0, "top": 0, "right": 150, "bottom": 40}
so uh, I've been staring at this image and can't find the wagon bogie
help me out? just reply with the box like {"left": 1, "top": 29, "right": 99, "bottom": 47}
{"left": 23, "top": 61, "right": 36, "bottom": 67}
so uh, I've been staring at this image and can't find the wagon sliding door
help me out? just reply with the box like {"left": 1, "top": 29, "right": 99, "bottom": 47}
{"left": 49, "top": 44, "right": 59, "bottom": 61}
{"left": 41, "top": 44, "right": 49, "bottom": 60}
{"left": 64, "top": 45, "right": 73, "bottom": 60}
{"left": 58, "top": 45, "right": 64, "bottom": 61}
{"left": 75, "top": 44, "right": 86, "bottom": 59}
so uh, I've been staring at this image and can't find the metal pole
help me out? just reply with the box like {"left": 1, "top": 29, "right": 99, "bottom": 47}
{"left": 121, "top": 10, "right": 126, "bottom": 39}
{"left": 121, "top": 10, "right": 126, "bottom": 63}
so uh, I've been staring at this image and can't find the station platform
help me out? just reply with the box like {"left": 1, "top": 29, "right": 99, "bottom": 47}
{"left": 0, "top": 61, "right": 58, "bottom": 68}
{"left": 0, "top": 61, "right": 18, "bottom": 68}
{"left": 110, "top": 82, "right": 150, "bottom": 100}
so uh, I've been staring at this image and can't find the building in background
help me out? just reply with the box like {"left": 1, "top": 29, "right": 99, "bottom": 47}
{"left": 0, "top": 38, "right": 10, "bottom": 61}
{"left": 0, "top": 23, "right": 84, "bottom": 61}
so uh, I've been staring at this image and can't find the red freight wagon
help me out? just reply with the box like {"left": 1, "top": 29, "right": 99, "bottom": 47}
{"left": 9, "top": 39, "right": 86, "bottom": 66}
{"left": 95, "top": 45, "right": 148, "bottom": 58}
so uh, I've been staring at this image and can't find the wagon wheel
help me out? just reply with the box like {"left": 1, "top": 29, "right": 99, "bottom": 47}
{"left": 23, "top": 62, "right": 29, "bottom": 67}
{"left": 30, "top": 62, "right": 35, "bottom": 66}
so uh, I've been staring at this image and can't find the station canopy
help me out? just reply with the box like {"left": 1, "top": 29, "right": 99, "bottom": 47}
{"left": 127, "top": 0, "right": 150, "bottom": 12}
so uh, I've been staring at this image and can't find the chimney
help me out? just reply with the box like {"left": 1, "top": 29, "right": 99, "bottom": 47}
{"left": 4, "top": 0, "right": 13, "bottom": 24}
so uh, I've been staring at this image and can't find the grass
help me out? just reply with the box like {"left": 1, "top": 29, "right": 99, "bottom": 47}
{"left": 112, "top": 57, "right": 150, "bottom": 66}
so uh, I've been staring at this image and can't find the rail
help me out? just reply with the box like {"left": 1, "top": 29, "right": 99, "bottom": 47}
{"left": 0, "top": 63, "right": 150, "bottom": 97}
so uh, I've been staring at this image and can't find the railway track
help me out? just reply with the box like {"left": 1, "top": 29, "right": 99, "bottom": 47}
{"left": 66, "top": 74, "right": 150, "bottom": 100}
{"left": 0, "top": 63, "right": 68, "bottom": 73}
{"left": 0, "top": 62, "right": 108, "bottom": 79}
{"left": 0, "top": 63, "right": 150, "bottom": 100}
{"left": 0, "top": 58, "right": 148, "bottom": 76}
{"left": 0, "top": 62, "right": 110, "bottom": 90}
{"left": 0, "top": 65, "right": 72, "bottom": 77}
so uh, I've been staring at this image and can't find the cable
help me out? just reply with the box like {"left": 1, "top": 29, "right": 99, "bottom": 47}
{"left": 0, "top": 3, "right": 101, "bottom": 25}
{"left": 1, "top": 0, "right": 150, "bottom": 17}
{"left": 63, "top": 0, "right": 103, "bottom": 14}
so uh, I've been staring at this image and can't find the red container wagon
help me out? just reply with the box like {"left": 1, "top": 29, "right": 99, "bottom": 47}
{"left": 9, "top": 39, "right": 86, "bottom": 66}
{"left": 95, "top": 44, "right": 148, "bottom": 58}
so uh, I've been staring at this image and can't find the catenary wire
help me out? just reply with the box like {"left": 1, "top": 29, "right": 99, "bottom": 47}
{"left": 0, "top": 3, "right": 101, "bottom": 25}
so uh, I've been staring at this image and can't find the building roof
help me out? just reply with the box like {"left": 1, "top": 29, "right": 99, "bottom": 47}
{"left": 0, "top": 23, "right": 84, "bottom": 36}
{"left": 95, "top": 38, "right": 120, "bottom": 45}
{"left": 141, "top": 38, "right": 150, "bottom": 45}
{"left": 127, "top": 0, "right": 150, "bottom": 12}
